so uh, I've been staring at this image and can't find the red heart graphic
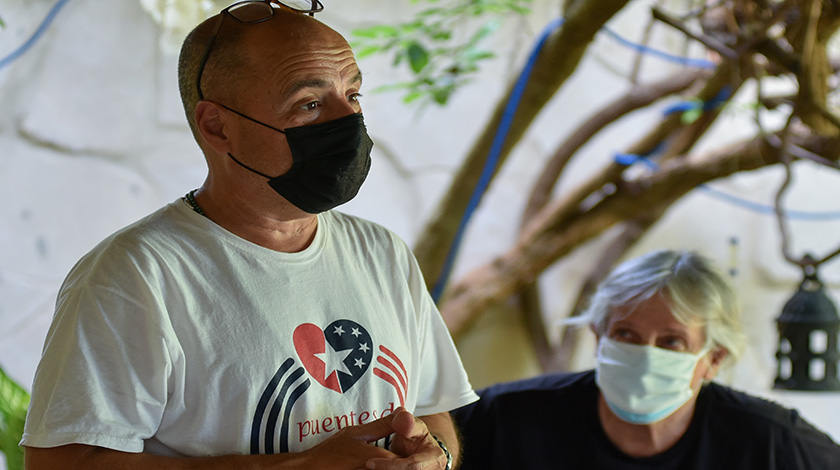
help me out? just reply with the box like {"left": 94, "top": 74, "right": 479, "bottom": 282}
{"left": 293, "top": 323, "right": 342, "bottom": 393}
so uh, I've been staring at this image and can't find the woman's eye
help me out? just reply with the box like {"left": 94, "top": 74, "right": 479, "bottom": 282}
{"left": 662, "top": 337, "right": 687, "bottom": 350}
{"left": 612, "top": 329, "right": 634, "bottom": 341}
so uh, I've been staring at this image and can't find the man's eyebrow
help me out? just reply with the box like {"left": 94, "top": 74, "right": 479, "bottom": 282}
{"left": 284, "top": 78, "right": 330, "bottom": 100}
{"left": 281, "top": 71, "right": 363, "bottom": 101}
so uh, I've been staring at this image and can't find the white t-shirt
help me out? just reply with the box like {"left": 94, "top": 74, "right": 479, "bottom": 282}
{"left": 22, "top": 200, "right": 477, "bottom": 457}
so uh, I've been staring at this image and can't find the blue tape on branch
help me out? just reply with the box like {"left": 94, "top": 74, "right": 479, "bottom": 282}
{"left": 614, "top": 153, "right": 840, "bottom": 221}
{"left": 0, "top": 0, "right": 71, "bottom": 71}
{"left": 429, "top": 17, "right": 565, "bottom": 303}
{"left": 663, "top": 101, "right": 702, "bottom": 115}
{"left": 663, "top": 85, "right": 732, "bottom": 115}
{"left": 600, "top": 25, "right": 717, "bottom": 69}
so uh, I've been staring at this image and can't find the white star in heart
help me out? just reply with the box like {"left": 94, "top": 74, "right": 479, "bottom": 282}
{"left": 314, "top": 344, "right": 353, "bottom": 379}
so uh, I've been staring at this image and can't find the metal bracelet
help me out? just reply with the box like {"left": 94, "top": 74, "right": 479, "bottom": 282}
{"left": 431, "top": 434, "right": 453, "bottom": 470}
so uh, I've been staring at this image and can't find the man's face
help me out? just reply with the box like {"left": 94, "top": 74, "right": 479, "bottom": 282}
{"left": 225, "top": 16, "right": 364, "bottom": 179}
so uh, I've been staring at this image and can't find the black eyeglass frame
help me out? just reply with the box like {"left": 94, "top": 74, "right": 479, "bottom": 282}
{"left": 195, "top": 0, "right": 325, "bottom": 101}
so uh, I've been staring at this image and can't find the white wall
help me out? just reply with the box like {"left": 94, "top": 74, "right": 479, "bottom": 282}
{"left": 2, "top": 1, "right": 840, "bottom": 467}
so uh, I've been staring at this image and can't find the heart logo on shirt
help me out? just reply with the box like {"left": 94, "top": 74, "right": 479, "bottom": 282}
{"left": 293, "top": 320, "right": 374, "bottom": 393}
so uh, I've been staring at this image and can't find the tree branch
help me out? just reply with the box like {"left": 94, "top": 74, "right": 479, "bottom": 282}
{"left": 651, "top": 6, "right": 739, "bottom": 60}
{"left": 522, "top": 69, "right": 709, "bottom": 224}
{"left": 441, "top": 127, "right": 840, "bottom": 336}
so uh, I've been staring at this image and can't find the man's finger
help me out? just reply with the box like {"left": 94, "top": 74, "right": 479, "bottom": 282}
{"left": 390, "top": 408, "right": 423, "bottom": 439}
{"left": 342, "top": 407, "right": 405, "bottom": 442}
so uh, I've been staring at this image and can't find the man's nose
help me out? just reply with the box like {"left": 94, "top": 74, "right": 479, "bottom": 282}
{"left": 322, "top": 96, "right": 360, "bottom": 122}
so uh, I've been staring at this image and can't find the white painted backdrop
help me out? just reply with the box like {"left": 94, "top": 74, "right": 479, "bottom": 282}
{"left": 2, "top": 1, "right": 840, "bottom": 468}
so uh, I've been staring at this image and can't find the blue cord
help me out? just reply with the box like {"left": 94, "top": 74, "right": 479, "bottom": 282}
{"left": 615, "top": 153, "right": 840, "bottom": 221}
{"left": 600, "top": 25, "right": 717, "bottom": 69}
{"left": 0, "top": 0, "right": 71, "bottom": 71}
{"left": 430, "top": 17, "right": 565, "bottom": 302}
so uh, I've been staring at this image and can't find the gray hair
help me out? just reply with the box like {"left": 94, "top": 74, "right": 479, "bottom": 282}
{"left": 177, "top": 15, "right": 252, "bottom": 140}
{"left": 575, "top": 249, "right": 745, "bottom": 362}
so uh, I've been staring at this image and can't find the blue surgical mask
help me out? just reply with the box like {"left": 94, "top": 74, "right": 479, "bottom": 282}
{"left": 595, "top": 337, "right": 708, "bottom": 424}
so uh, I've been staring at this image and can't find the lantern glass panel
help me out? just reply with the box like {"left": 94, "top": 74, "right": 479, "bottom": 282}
{"left": 810, "top": 359, "right": 826, "bottom": 380}
{"left": 780, "top": 357, "right": 792, "bottom": 380}
{"left": 780, "top": 338, "right": 792, "bottom": 354}
{"left": 811, "top": 330, "right": 828, "bottom": 353}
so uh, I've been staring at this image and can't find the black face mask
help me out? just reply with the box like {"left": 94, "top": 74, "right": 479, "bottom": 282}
{"left": 227, "top": 112, "right": 373, "bottom": 214}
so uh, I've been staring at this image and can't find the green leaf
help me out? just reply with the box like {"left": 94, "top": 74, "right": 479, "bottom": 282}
{"left": 418, "top": 7, "right": 447, "bottom": 18}
{"left": 432, "top": 88, "right": 451, "bottom": 105}
{"left": 373, "top": 83, "right": 410, "bottom": 93}
{"left": 355, "top": 45, "right": 383, "bottom": 59}
{"left": 471, "top": 18, "right": 502, "bottom": 45}
{"left": 681, "top": 107, "right": 703, "bottom": 125}
{"left": 0, "top": 366, "right": 29, "bottom": 470}
{"left": 353, "top": 0, "right": 530, "bottom": 107}
{"left": 430, "top": 30, "right": 452, "bottom": 41}
{"left": 407, "top": 42, "right": 430, "bottom": 74}
{"left": 464, "top": 50, "right": 496, "bottom": 62}
{"left": 392, "top": 50, "right": 405, "bottom": 67}
{"left": 351, "top": 25, "right": 400, "bottom": 39}
{"left": 403, "top": 90, "right": 425, "bottom": 103}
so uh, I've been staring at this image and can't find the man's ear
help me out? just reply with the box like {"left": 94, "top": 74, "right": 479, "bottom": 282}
{"left": 195, "top": 101, "right": 231, "bottom": 154}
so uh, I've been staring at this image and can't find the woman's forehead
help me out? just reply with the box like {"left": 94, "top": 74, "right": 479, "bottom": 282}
{"left": 607, "top": 295, "right": 703, "bottom": 332}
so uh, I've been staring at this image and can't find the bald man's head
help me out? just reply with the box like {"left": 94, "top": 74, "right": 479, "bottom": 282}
{"left": 177, "top": 7, "right": 345, "bottom": 139}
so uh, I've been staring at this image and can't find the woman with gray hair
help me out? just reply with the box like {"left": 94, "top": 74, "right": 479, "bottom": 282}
{"left": 452, "top": 249, "right": 840, "bottom": 469}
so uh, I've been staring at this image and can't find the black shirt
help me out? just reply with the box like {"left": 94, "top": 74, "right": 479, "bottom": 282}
{"left": 451, "top": 371, "right": 840, "bottom": 469}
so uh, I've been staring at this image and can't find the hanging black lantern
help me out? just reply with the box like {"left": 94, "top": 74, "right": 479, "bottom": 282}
{"left": 774, "top": 267, "right": 840, "bottom": 391}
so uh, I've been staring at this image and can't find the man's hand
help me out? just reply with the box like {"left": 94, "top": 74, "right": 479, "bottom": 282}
{"left": 24, "top": 409, "right": 454, "bottom": 470}
{"left": 25, "top": 419, "right": 400, "bottom": 470}
{"left": 364, "top": 407, "right": 450, "bottom": 470}
{"left": 295, "top": 415, "right": 400, "bottom": 469}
